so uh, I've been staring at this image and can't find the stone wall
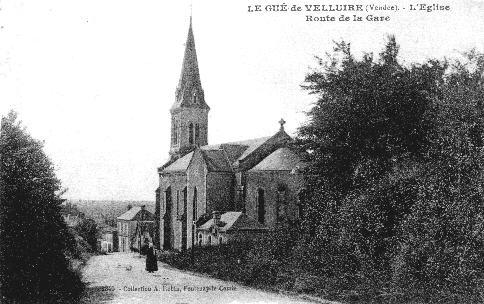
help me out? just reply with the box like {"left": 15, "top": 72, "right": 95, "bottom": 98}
{"left": 170, "top": 108, "right": 209, "bottom": 157}
{"left": 159, "top": 172, "right": 187, "bottom": 250}
{"left": 245, "top": 171, "right": 304, "bottom": 228}
{"left": 186, "top": 150, "right": 208, "bottom": 249}
{"left": 207, "top": 172, "right": 235, "bottom": 213}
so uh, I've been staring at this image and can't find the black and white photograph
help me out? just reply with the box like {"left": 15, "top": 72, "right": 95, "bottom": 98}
{"left": 1, "top": 1, "right": 483, "bottom": 303}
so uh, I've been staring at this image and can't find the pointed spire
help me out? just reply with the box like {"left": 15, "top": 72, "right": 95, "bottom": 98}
{"left": 172, "top": 16, "right": 209, "bottom": 111}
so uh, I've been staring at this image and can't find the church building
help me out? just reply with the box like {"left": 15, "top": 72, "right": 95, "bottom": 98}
{"left": 156, "top": 18, "right": 306, "bottom": 251}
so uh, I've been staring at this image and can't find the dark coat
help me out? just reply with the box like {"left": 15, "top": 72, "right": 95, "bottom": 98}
{"left": 140, "top": 244, "right": 149, "bottom": 256}
{"left": 145, "top": 247, "right": 158, "bottom": 272}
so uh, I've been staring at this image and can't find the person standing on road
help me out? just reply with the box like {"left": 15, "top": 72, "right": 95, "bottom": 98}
{"left": 145, "top": 242, "right": 158, "bottom": 273}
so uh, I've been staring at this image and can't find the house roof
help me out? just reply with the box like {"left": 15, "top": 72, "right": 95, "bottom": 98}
{"left": 117, "top": 207, "right": 155, "bottom": 221}
{"left": 198, "top": 212, "right": 268, "bottom": 232}
{"left": 250, "top": 147, "right": 305, "bottom": 171}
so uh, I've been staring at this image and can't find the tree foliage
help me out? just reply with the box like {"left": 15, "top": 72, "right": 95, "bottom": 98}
{"left": 297, "top": 37, "right": 484, "bottom": 301}
{"left": 74, "top": 218, "right": 99, "bottom": 253}
{"left": 0, "top": 112, "right": 83, "bottom": 303}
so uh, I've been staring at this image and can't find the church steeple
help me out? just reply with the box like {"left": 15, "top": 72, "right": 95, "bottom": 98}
{"left": 170, "top": 17, "right": 210, "bottom": 158}
{"left": 172, "top": 17, "right": 209, "bottom": 111}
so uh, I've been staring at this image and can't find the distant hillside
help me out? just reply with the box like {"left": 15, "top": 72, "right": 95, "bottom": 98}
{"left": 67, "top": 200, "right": 155, "bottom": 227}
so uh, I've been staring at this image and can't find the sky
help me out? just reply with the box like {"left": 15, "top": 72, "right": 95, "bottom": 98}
{"left": 1, "top": 0, "right": 483, "bottom": 201}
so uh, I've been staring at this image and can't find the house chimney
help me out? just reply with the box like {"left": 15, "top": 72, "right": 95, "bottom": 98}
{"left": 127, "top": 204, "right": 132, "bottom": 211}
{"left": 141, "top": 205, "right": 146, "bottom": 211}
{"left": 212, "top": 211, "right": 221, "bottom": 227}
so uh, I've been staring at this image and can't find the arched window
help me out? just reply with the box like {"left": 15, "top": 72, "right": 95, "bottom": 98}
{"left": 171, "top": 118, "right": 176, "bottom": 144}
{"left": 173, "top": 119, "right": 178, "bottom": 145}
{"left": 193, "top": 187, "right": 198, "bottom": 221}
{"left": 277, "top": 184, "right": 287, "bottom": 220}
{"left": 183, "top": 187, "right": 187, "bottom": 216}
{"left": 176, "top": 190, "right": 180, "bottom": 216}
{"left": 219, "top": 237, "right": 223, "bottom": 245}
{"left": 163, "top": 186, "right": 172, "bottom": 249}
{"left": 193, "top": 92, "right": 198, "bottom": 104}
{"left": 208, "top": 235, "right": 212, "bottom": 245}
{"left": 195, "top": 124, "right": 200, "bottom": 144}
{"left": 189, "top": 122, "right": 194, "bottom": 145}
{"left": 177, "top": 121, "right": 180, "bottom": 144}
{"left": 164, "top": 186, "right": 172, "bottom": 215}
{"left": 198, "top": 233, "right": 203, "bottom": 246}
{"left": 257, "top": 188, "right": 265, "bottom": 224}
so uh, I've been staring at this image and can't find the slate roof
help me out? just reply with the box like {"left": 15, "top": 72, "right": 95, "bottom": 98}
{"left": 198, "top": 212, "right": 268, "bottom": 232}
{"left": 200, "top": 149, "right": 232, "bottom": 172}
{"left": 250, "top": 147, "right": 305, "bottom": 171}
{"left": 163, "top": 151, "right": 194, "bottom": 172}
{"left": 201, "top": 136, "right": 271, "bottom": 164}
{"left": 161, "top": 135, "right": 274, "bottom": 173}
{"left": 117, "top": 207, "right": 155, "bottom": 221}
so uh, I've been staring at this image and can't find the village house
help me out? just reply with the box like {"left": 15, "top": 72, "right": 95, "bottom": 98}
{"left": 156, "top": 18, "right": 306, "bottom": 251}
{"left": 117, "top": 205, "right": 155, "bottom": 252}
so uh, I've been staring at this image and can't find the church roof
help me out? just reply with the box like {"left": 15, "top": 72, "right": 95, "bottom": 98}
{"left": 117, "top": 207, "right": 155, "bottom": 221}
{"left": 198, "top": 212, "right": 268, "bottom": 232}
{"left": 160, "top": 128, "right": 294, "bottom": 174}
{"left": 250, "top": 147, "right": 306, "bottom": 171}
{"left": 200, "top": 149, "right": 233, "bottom": 172}
{"left": 171, "top": 17, "right": 209, "bottom": 111}
{"left": 163, "top": 151, "right": 194, "bottom": 172}
{"left": 202, "top": 136, "right": 272, "bottom": 164}
{"left": 162, "top": 135, "right": 275, "bottom": 173}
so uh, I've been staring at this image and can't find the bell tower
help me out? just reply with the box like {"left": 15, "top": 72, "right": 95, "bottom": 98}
{"left": 170, "top": 17, "right": 210, "bottom": 159}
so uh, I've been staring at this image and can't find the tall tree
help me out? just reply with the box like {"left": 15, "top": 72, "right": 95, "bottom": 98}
{"left": 296, "top": 36, "right": 445, "bottom": 283}
{"left": 297, "top": 36, "right": 484, "bottom": 300}
{"left": 0, "top": 112, "right": 83, "bottom": 303}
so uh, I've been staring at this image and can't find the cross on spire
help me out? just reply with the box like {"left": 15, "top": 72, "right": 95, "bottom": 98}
{"left": 279, "top": 118, "right": 286, "bottom": 131}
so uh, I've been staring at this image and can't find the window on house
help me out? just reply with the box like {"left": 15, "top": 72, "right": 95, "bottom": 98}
{"left": 257, "top": 188, "right": 265, "bottom": 224}
{"left": 198, "top": 233, "right": 202, "bottom": 246}
{"left": 208, "top": 235, "right": 212, "bottom": 245}
{"left": 219, "top": 237, "right": 223, "bottom": 245}
{"left": 189, "top": 123, "right": 194, "bottom": 145}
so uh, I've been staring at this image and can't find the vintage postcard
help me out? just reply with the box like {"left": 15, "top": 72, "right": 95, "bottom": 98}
{"left": 1, "top": 0, "right": 483, "bottom": 303}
